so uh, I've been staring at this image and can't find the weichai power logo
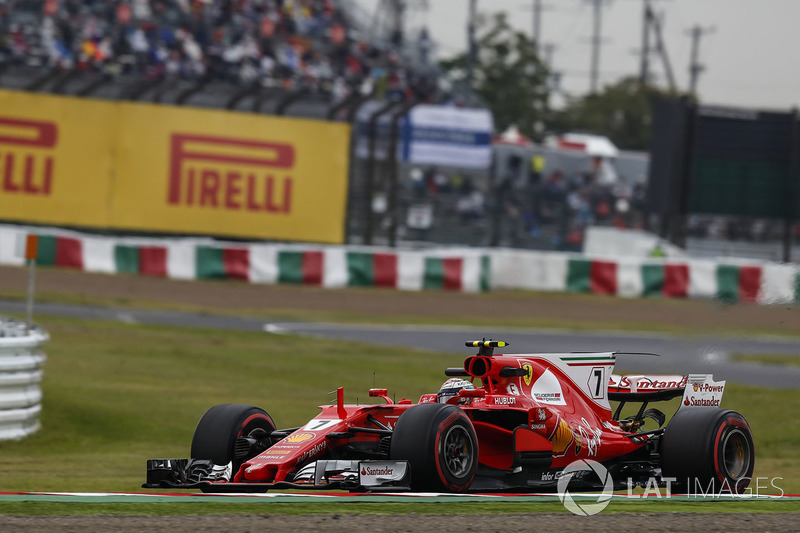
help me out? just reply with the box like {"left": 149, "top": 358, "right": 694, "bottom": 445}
{"left": 167, "top": 134, "right": 294, "bottom": 213}
{"left": 0, "top": 117, "right": 58, "bottom": 196}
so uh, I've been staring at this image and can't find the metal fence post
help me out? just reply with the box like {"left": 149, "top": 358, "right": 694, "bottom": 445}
{"left": 387, "top": 99, "right": 419, "bottom": 247}
{"left": 784, "top": 108, "right": 798, "bottom": 263}
{"left": 364, "top": 99, "right": 402, "bottom": 245}
{"left": 337, "top": 92, "right": 376, "bottom": 244}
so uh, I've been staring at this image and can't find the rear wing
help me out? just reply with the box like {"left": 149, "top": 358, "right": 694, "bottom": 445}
{"left": 609, "top": 373, "right": 727, "bottom": 408}
{"left": 608, "top": 374, "right": 687, "bottom": 401}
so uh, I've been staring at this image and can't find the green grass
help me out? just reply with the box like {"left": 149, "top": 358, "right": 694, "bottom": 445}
{"left": 0, "top": 314, "right": 798, "bottom": 515}
{"left": 731, "top": 353, "right": 800, "bottom": 367}
{"left": 0, "top": 315, "right": 454, "bottom": 494}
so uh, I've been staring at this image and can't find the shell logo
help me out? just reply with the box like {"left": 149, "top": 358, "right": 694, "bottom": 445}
{"left": 551, "top": 418, "right": 573, "bottom": 456}
{"left": 286, "top": 432, "right": 315, "bottom": 443}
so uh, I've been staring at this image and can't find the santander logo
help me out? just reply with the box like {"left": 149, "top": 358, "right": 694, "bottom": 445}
{"left": 362, "top": 466, "right": 393, "bottom": 476}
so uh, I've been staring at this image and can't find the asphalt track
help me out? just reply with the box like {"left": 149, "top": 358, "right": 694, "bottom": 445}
{"left": 2, "top": 300, "right": 799, "bottom": 389}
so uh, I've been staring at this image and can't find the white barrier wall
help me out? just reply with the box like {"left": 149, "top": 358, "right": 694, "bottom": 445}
{"left": 0, "top": 317, "right": 48, "bottom": 440}
{"left": 0, "top": 224, "right": 797, "bottom": 305}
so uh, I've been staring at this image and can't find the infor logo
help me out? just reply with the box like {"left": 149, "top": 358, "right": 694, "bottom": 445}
{"left": 557, "top": 459, "right": 614, "bottom": 516}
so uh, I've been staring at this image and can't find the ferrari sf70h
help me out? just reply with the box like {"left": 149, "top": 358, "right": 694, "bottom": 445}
{"left": 144, "top": 340, "right": 755, "bottom": 494}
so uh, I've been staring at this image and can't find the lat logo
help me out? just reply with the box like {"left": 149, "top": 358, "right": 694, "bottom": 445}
{"left": 0, "top": 117, "right": 58, "bottom": 196}
{"left": 167, "top": 133, "right": 294, "bottom": 213}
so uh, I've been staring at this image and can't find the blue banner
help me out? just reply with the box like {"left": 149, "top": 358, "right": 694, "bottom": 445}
{"left": 401, "top": 105, "right": 493, "bottom": 169}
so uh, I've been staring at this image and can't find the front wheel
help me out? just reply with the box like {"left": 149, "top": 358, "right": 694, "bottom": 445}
{"left": 190, "top": 404, "right": 276, "bottom": 468}
{"left": 390, "top": 403, "right": 478, "bottom": 492}
{"left": 661, "top": 407, "right": 755, "bottom": 494}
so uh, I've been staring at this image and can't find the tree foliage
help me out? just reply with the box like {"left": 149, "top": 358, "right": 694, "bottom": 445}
{"left": 439, "top": 15, "right": 681, "bottom": 150}
{"left": 550, "top": 77, "right": 680, "bottom": 151}
{"left": 439, "top": 13, "right": 550, "bottom": 140}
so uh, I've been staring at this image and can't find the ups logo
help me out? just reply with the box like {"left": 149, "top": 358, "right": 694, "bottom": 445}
{"left": 167, "top": 133, "right": 294, "bottom": 213}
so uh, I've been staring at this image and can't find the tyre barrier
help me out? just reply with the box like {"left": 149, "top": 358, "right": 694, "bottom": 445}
{"left": 0, "top": 316, "right": 48, "bottom": 440}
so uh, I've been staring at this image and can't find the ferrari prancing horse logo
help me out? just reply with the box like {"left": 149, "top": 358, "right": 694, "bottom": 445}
{"left": 522, "top": 363, "right": 533, "bottom": 387}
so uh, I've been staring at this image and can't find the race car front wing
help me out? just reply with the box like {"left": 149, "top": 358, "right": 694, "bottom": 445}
{"left": 143, "top": 458, "right": 411, "bottom": 492}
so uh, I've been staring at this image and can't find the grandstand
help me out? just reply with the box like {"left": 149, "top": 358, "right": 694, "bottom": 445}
{"left": 0, "top": 0, "right": 478, "bottom": 114}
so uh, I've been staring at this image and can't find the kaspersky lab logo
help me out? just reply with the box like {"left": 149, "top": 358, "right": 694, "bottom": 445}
{"left": 557, "top": 459, "right": 614, "bottom": 516}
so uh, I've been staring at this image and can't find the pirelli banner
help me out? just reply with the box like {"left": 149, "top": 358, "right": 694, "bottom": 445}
{"left": 0, "top": 90, "right": 350, "bottom": 243}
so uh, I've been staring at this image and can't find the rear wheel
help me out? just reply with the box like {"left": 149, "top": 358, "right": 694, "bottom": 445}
{"left": 390, "top": 403, "right": 478, "bottom": 492}
{"left": 191, "top": 404, "right": 275, "bottom": 468}
{"left": 661, "top": 408, "right": 754, "bottom": 494}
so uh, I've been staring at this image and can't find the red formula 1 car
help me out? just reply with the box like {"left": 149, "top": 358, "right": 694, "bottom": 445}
{"left": 144, "top": 341, "right": 755, "bottom": 494}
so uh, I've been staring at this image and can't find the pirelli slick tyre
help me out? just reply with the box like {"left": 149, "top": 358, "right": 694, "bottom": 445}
{"left": 190, "top": 404, "right": 276, "bottom": 467}
{"left": 390, "top": 403, "right": 478, "bottom": 492}
{"left": 661, "top": 407, "right": 755, "bottom": 494}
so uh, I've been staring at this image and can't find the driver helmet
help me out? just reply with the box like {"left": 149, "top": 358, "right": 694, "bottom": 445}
{"left": 437, "top": 378, "right": 475, "bottom": 404}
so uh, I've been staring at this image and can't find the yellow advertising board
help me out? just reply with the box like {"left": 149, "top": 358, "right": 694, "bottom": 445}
{"left": 0, "top": 89, "right": 351, "bottom": 244}
{"left": 0, "top": 90, "right": 116, "bottom": 227}
{"left": 112, "top": 102, "right": 350, "bottom": 243}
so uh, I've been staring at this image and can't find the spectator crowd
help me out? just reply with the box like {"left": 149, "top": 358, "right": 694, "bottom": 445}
{"left": 0, "top": 0, "right": 433, "bottom": 101}
{"left": 404, "top": 154, "right": 649, "bottom": 250}
{"left": 494, "top": 154, "right": 648, "bottom": 248}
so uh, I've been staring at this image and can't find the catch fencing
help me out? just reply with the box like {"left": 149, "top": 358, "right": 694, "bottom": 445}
{"left": 0, "top": 316, "right": 48, "bottom": 440}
